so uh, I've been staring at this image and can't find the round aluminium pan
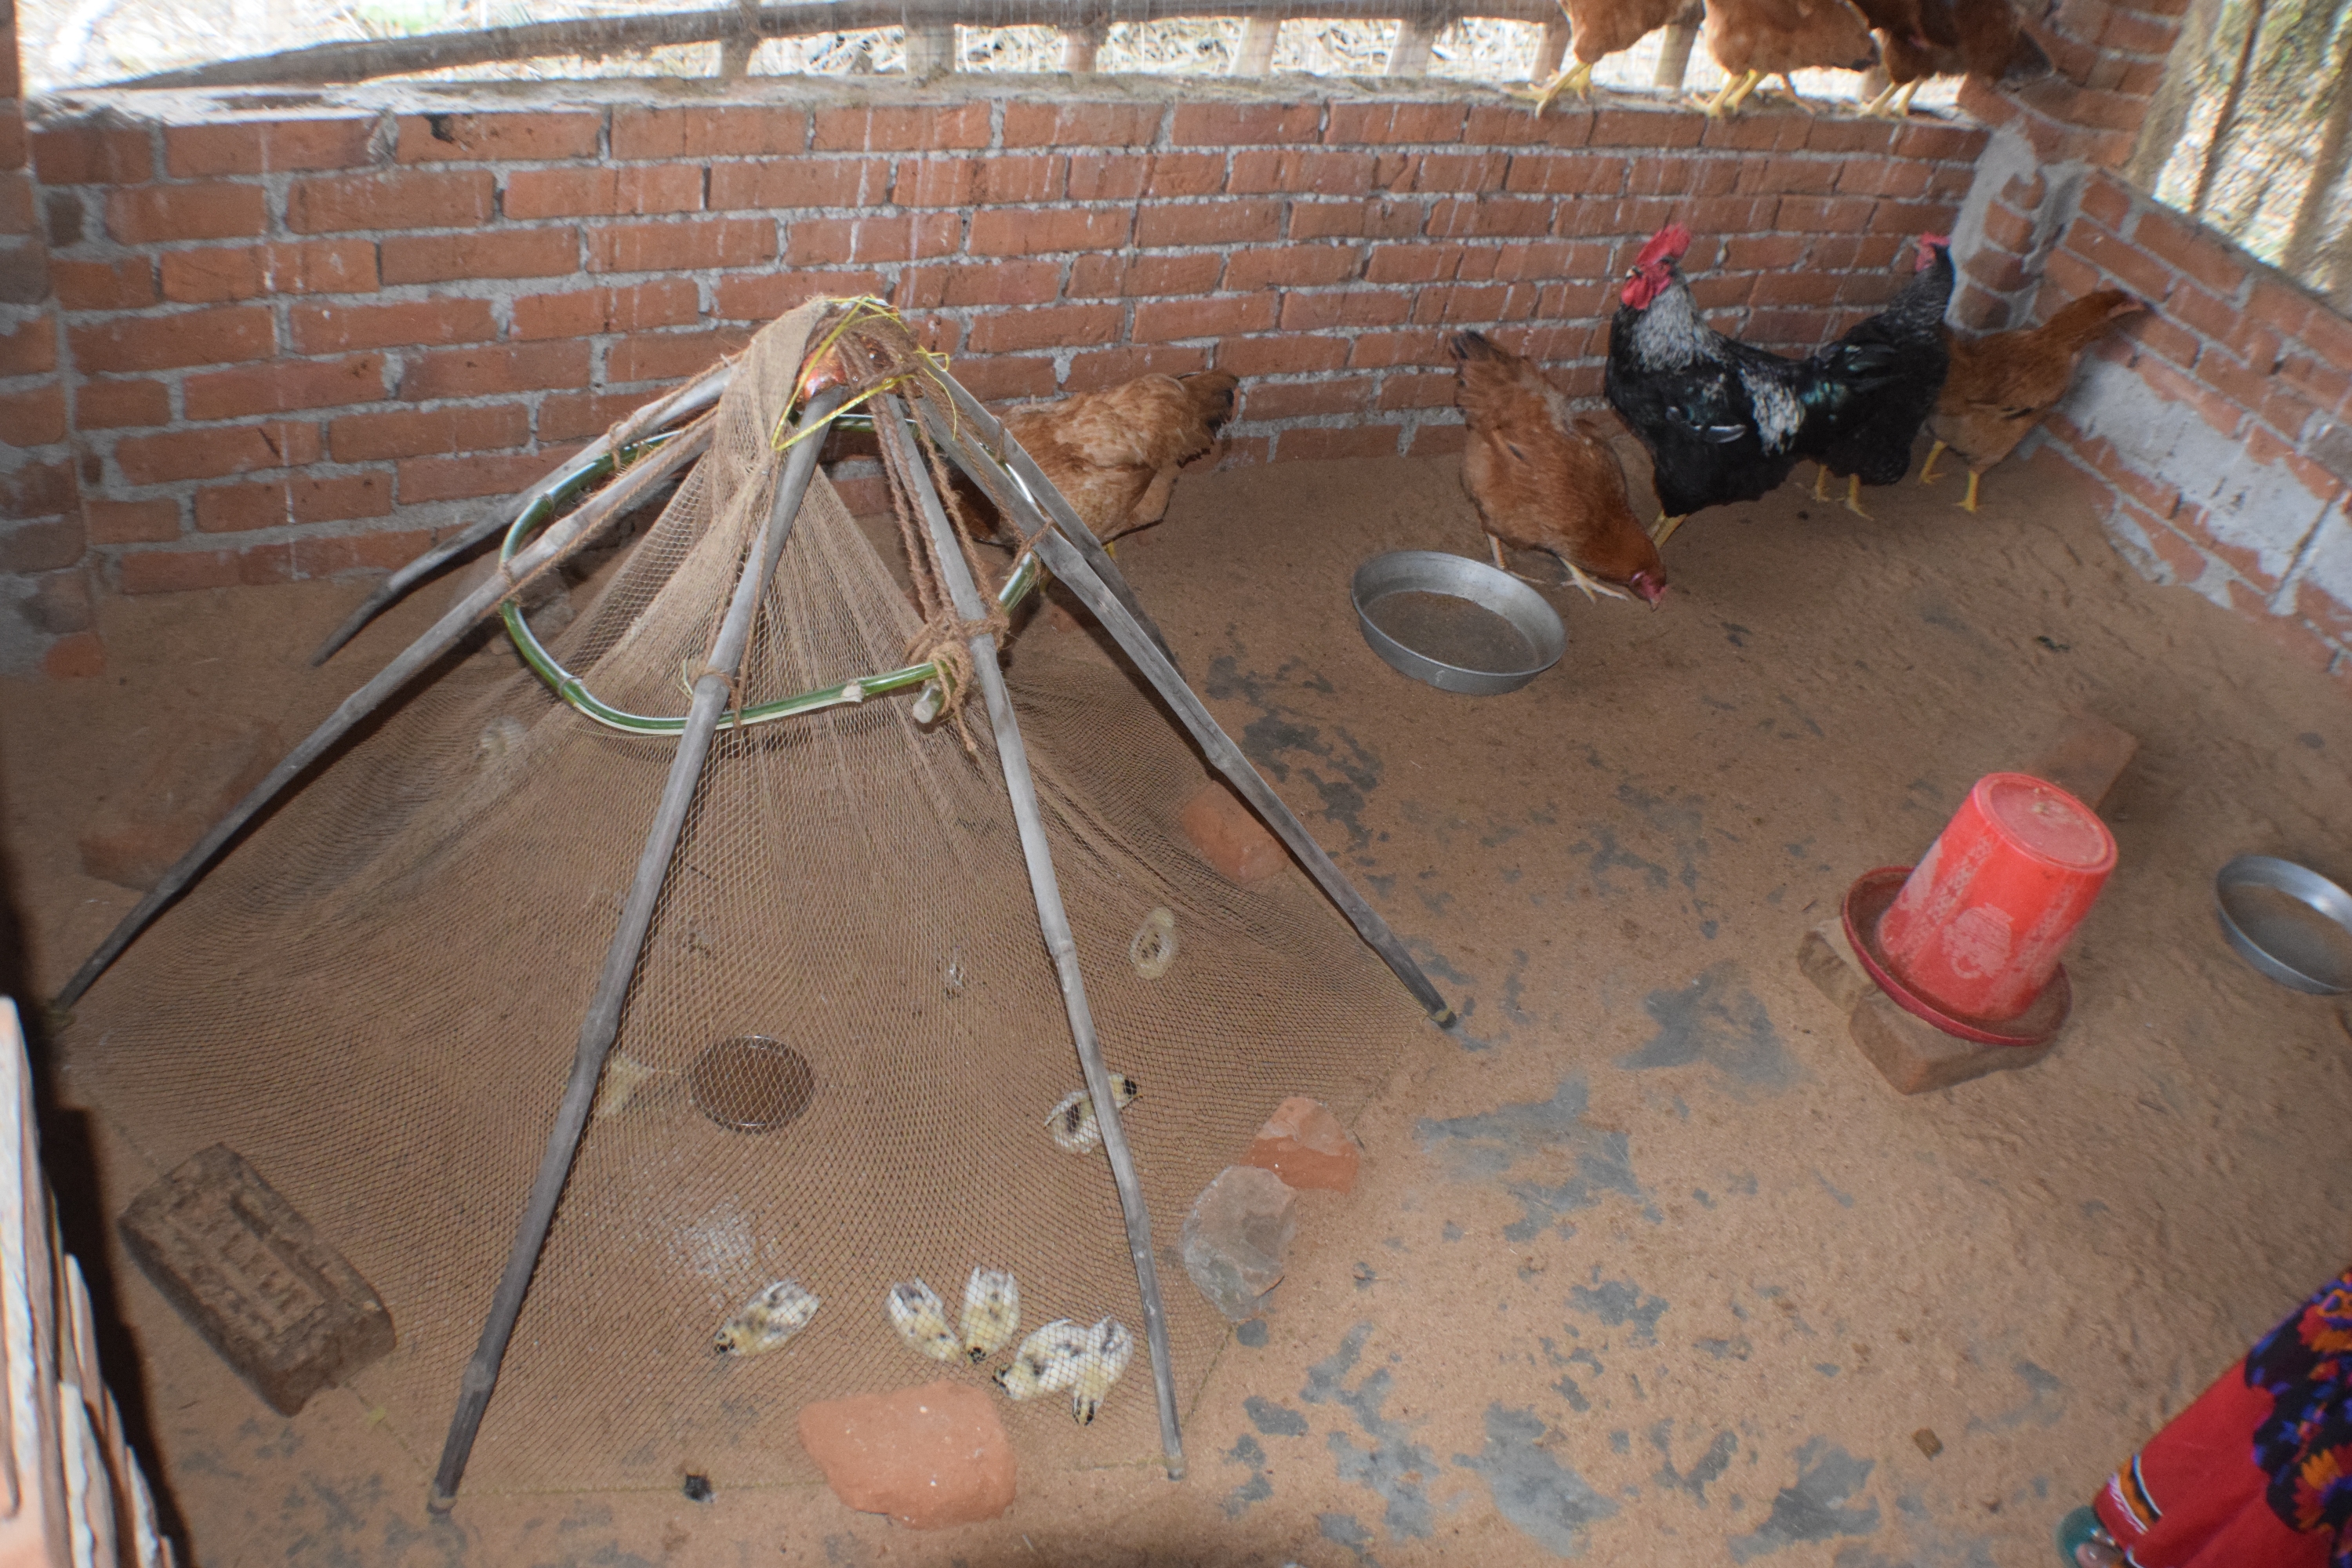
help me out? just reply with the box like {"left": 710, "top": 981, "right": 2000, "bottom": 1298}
{"left": 2214, "top": 855, "right": 2352, "bottom": 995}
{"left": 1350, "top": 550, "right": 1567, "bottom": 696}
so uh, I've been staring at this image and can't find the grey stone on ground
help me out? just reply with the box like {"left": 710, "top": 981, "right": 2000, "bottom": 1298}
{"left": 1181, "top": 1163, "right": 1298, "bottom": 1321}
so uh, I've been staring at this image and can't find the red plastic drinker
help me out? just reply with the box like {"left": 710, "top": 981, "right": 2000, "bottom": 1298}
{"left": 1874, "top": 772, "right": 2117, "bottom": 1023}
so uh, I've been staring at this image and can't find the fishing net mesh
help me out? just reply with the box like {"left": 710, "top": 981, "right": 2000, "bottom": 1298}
{"left": 60, "top": 303, "right": 1431, "bottom": 1493}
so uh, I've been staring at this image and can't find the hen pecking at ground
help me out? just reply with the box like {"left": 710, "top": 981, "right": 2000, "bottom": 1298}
{"left": 1450, "top": 330, "right": 1667, "bottom": 607}
{"left": 993, "top": 371, "right": 1240, "bottom": 548}
{"left": 1923, "top": 289, "right": 2146, "bottom": 510}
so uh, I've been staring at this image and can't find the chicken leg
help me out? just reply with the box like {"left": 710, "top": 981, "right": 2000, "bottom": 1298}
{"left": 1958, "top": 471, "right": 1981, "bottom": 513}
{"left": 1650, "top": 510, "right": 1689, "bottom": 546}
{"left": 1918, "top": 439, "right": 1948, "bottom": 485}
{"left": 1842, "top": 473, "right": 1873, "bottom": 519}
{"left": 1701, "top": 68, "right": 1761, "bottom": 117}
{"left": 1813, "top": 463, "right": 1834, "bottom": 501}
{"left": 1530, "top": 58, "right": 1595, "bottom": 111}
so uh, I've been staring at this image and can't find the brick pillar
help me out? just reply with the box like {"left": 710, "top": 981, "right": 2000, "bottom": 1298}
{"left": 0, "top": 0, "right": 97, "bottom": 678}
{"left": 1943, "top": 0, "right": 2188, "bottom": 331}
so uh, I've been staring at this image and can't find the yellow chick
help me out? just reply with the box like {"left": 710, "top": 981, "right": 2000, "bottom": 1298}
{"left": 1070, "top": 1316, "right": 1134, "bottom": 1425}
{"left": 887, "top": 1279, "right": 960, "bottom": 1362}
{"left": 713, "top": 1279, "right": 820, "bottom": 1356}
{"left": 960, "top": 1267, "right": 1021, "bottom": 1363}
{"left": 1045, "top": 1075, "right": 1142, "bottom": 1155}
{"left": 995, "top": 1319, "right": 1090, "bottom": 1400}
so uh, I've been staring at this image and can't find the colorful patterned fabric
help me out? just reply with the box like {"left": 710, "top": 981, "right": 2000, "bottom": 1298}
{"left": 2247, "top": 1265, "right": 2352, "bottom": 1566}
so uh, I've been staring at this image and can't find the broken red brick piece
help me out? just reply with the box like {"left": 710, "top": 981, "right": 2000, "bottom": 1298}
{"left": 1242, "top": 1095, "right": 1361, "bottom": 1193}
{"left": 1180, "top": 783, "right": 1286, "bottom": 884}
{"left": 797, "top": 1381, "right": 1016, "bottom": 1529}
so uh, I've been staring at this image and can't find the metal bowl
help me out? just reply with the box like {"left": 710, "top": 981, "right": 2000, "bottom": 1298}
{"left": 2214, "top": 855, "right": 2352, "bottom": 995}
{"left": 1350, "top": 550, "right": 1567, "bottom": 696}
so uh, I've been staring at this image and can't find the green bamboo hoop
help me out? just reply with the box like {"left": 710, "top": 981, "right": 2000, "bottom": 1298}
{"left": 499, "top": 423, "right": 1041, "bottom": 736}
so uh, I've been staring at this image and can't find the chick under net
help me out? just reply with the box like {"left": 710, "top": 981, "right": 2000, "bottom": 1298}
{"left": 62, "top": 312, "right": 1432, "bottom": 1492}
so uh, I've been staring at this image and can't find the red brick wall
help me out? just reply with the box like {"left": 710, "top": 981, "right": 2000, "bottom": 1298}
{"left": 0, "top": 0, "right": 99, "bottom": 679}
{"left": 13, "top": 83, "right": 1983, "bottom": 655}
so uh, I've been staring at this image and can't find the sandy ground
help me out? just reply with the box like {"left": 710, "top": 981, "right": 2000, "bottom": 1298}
{"left": 3, "top": 437, "right": 2350, "bottom": 1567}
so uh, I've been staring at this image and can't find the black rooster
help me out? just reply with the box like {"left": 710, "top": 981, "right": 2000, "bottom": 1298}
{"left": 1605, "top": 223, "right": 1903, "bottom": 544}
{"left": 1813, "top": 235, "right": 1955, "bottom": 517}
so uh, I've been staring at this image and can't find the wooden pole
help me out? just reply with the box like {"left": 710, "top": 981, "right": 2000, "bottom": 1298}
{"left": 1530, "top": 16, "right": 1567, "bottom": 81}
{"left": 883, "top": 394, "right": 1188, "bottom": 1480}
{"left": 1233, "top": 14, "right": 1281, "bottom": 70}
{"left": 1386, "top": 13, "right": 1443, "bottom": 73}
{"left": 428, "top": 385, "right": 848, "bottom": 1510}
{"left": 1062, "top": 16, "right": 1109, "bottom": 68}
{"left": 902, "top": 20, "right": 959, "bottom": 71}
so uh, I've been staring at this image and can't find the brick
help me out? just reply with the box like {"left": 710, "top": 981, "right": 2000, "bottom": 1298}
{"left": 1064, "top": 152, "right": 1148, "bottom": 202}
{"left": 899, "top": 154, "right": 1063, "bottom": 207}
{"left": 87, "top": 497, "right": 181, "bottom": 544}
{"left": 400, "top": 341, "right": 590, "bottom": 400}
{"left": 792, "top": 213, "right": 914, "bottom": 266}
{"left": 0, "top": 384, "right": 64, "bottom": 445}
{"left": 31, "top": 125, "right": 152, "bottom": 184}
{"left": 1323, "top": 103, "right": 1467, "bottom": 145}
{"left": 588, "top": 216, "right": 777, "bottom": 273}
{"left": 709, "top": 157, "right": 888, "bottom": 209}
{"left": 1169, "top": 103, "right": 1320, "bottom": 146}
{"left": 118, "top": 545, "right": 291, "bottom": 594}
{"left": 1378, "top": 370, "right": 1456, "bottom": 410}
{"left": 1962, "top": 247, "right": 2029, "bottom": 292}
{"left": 184, "top": 353, "right": 387, "bottom": 421}
{"left": 963, "top": 303, "right": 1122, "bottom": 355}
{"left": 712, "top": 269, "right": 883, "bottom": 321}
{"left": 2068, "top": 220, "right": 2176, "bottom": 301}
{"left": 1135, "top": 199, "right": 1283, "bottom": 249}
{"left": 1222, "top": 245, "right": 1360, "bottom": 292}
{"left": 1345, "top": 328, "right": 1448, "bottom": 368}
{"left": 165, "top": 119, "right": 376, "bottom": 177}
{"left": 70, "top": 306, "right": 272, "bottom": 373}
{"left": 1502, "top": 154, "right": 1624, "bottom": 197}
{"left": 1589, "top": 107, "right": 1704, "bottom": 149}
{"left": 607, "top": 328, "right": 749, "bottom": 384}
{"left": 289, "top": 169, "right": 493, "bottom": 233}
{"left": 2296, "top": 303, "right": 2352, "bottom": 368}
{"left": 897, "top": 260, "right": 1062, "bottom": 310}
{"left": 506, "top": 163, "right": 702, "bottom": 219}
{"left": 75, "top": 377, "right": 169, "bottom": 430}
{"left": 53, "top": 256, "right": 158, "bottom": 310}
{"left": 1133, "top": 294, "right": 1279, "bottom": 342}
{"left": 511, "top": 278, "right": 699, "bottom": 340}
{"left": 953, "top": 355, "right": 1057, "bottom": 402}
{"left": 1215, "top": 333, "right": 1349, "bottom": 378}
{"left": 290, "top": 298, "right": 493, "bottom": 354}
{"left": 195, "top": 472, "right": 391, "bottom": 531}
{"left": 331, "top": 403, "right": 530, "bottom": 462}
{"left": 107, "top": 182, "right": 267, "bottom": 244}
{"left": 1276, "top": 424, "right": 1404, "bottom": 461}
{"left": 1425, "top": 196, "right": 1553, "bottom": 238}
{"left": 1139, "top": 151, "right": 1226, "bottom": 199}
{"left": 115, "top": 420, "right": 321, "bottom": 485}
{"left": 1228, "top": 148, "right": 1376, "bottom": 198}
{"left": 1062, "top": 344, "right": 1210, "bottom": 390}
{"left": 1364, "top": 243, "right": 1457, "bottom": 285}
{"left": 1387, "top": 151, "right": 1512, "bottom": 194}
{"left": 1981, "top": 200, "right": 2036, "bottom": 254}
{"left": 1241, "top": 377, "right": 1373, "bottom": 420}
{"left": 609, "top": 107, "right": 810, "bottom": 160}
{"left": 162, "top": 240, "right": 377, "bottom": 303}
{"left": 1280, "top": 290, "right": 1412, "bottom": 332}
{"left": 1289, "top": 199, "right": 1427, "bottom": 241}
{"left": 1068, "top": 252, "right": 1220, "bottom": 298}
{"left": 1414, "top": 281, "right": 1541, "bottom": 325}
{"left": 1408, "top": 420, "right": 1469, "bottom": 456}
{"left": 1001, "top": 102, "right": 1161, "bottom": 149}
{"left": 42, "top": 191, "right": 85, "bottom": 249}
{"left": 536, "top": 389, "right": 665, "bottom": 442}
{"left": 969, "top": 207, "right": 1129, "bottom": 256}
{"left": 396, "top": 111, "right": 601, "bottom": 163}
{"left": 0, "top": 514, "right": 82, "bottom": 569}
{"left": 383, "top": 227, "right": 576, "bottom": 285}
{"left": 398, "top": 448, "right": 580, "bottom": 503}
{"left": 2132, "top": 207, "right": 2248, "bottom": 296}
{"left": 811, "top": 103, "right": 990, "bottom": 153}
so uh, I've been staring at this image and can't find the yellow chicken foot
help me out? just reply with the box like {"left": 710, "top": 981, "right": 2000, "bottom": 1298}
{"left": 1813, "top": 463, "right": 1833, "bottom": 501}
{"left": 1721, "top": 68, "right": 1767, "bottom": 114}
{"left": 1489, "top": 534, "right": 1509, "bottom": 573}
{"left": 1860, "top": 80, "right": 1901, "bottom": 117}
{"left": 1700, "top": 71, "right": 1755, "bottom": 118}
{"left": 1529, "top": 60, "right": 1594, "bottom": 111}
{"left": 1842, "top": 474, "right": 1874, "bottom": 520}
{"left": 1890, "top": 80, "right": 1922, "bottom": 116}
{"left": 1918, "top": 440, "right": 1947, "bottom": 485}
{"left": 1958, "top": 471, "right": 1982, "bottom": 513}
{"left": 1650, "top": 510, "right": 1689, "bottom": 546}
{"left": 1775, "top": 73, "right": 1817, "bottom": 113}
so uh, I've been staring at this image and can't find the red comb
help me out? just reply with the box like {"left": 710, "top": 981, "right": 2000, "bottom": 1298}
{"left": 1636, "top": 223, "right": 1693, "bottom": 270}
{"left": 1915, "top": 232, "right": 1951, "bottom": 269}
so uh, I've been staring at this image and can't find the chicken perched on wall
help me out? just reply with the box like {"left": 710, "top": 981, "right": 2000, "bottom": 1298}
{"left": 1812, "top": 235, "right": 1956, "bottom": 517}
{"left": 1606, "top": 223, "right": 1905, "bottom": 543}
{"left": 994, "top": 372, "right": 1240, "bottom": 547}
{"left": 1698, "top": 0, "right": 1878, "bottom": 115}
{"left": 1531, "top": 0, "right": 1698, "bottom": 108}
{"left": 1450, "top": 331, "right": 1667, "bottom": 607}
{"left": 1922, "top": 289, "right": 2145, "bottom": 510}
{"left": 1861, "top": 0, "right": 2051, "bottom": 117}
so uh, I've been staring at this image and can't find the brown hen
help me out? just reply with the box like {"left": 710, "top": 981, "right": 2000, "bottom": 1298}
{"left": 998, "top": 371, "right": 1238, "bottom": 545}
{"left": 1533, "top": 0, "right": 1700, "bottom": 108}
{"left": 1922, "top": 289, "right": 2143, "bottom": 511}
{"left": 1451, "top": 331, "right": 1666, "bottom": 608}
{"left": 1699, "top": 0, "right": 1878, "bottom": 115}
{"left": 1862, "top": 0, "right": 2050, "bottom": 116}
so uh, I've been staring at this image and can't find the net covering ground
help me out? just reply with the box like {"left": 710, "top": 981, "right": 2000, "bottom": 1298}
{"left": 60, "top": 306, "right": 1433, "bottom": 1494}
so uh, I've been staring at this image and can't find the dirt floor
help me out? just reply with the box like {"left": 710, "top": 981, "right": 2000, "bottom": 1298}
{"left": 4, "top": 435, "right": 2351, "bottom": 1567}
